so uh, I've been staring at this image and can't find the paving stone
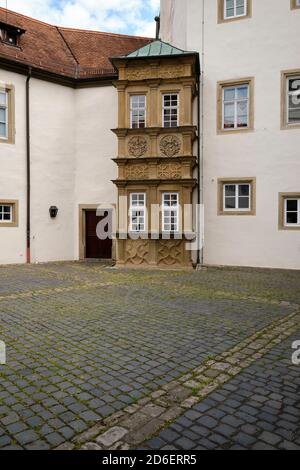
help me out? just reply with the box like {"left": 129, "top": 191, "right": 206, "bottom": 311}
{"left": 96, "top": 427, "right": 128, "bottom": 447}
{"left": 1, "top": 262, "right": 299, "bottom": 451}
{"left": 145, "top": 332, "right": 300, "bottom": 451}
{"left": 259, "top": 431, "right": 282, "bottom": 446}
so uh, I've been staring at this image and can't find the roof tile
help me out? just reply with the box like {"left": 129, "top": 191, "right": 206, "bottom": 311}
{"left": 0, "top": 7, "right": 152, "bottom": 79}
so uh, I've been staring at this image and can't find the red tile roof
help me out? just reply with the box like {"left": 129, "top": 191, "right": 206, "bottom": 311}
{"left": 0, "top": 7, "right": 152, "bottom": 79}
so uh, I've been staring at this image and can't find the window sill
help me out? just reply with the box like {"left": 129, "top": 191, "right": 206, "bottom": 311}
{"left": 0, "top": 222, "right": 18, "bottom": 228}
{"left": 0, "top": 137, "right": 14, "bottom": 145}
{"left": 218, "top": 210, "right": 255, "bottom": 216}
{"left": 279, "top": 225, "right": 300, "bottom": 231}
{"left": 281, "top": 123, "right": 300, "bottom": 131}
{"left": 217, "top": 127, "right": 254, "bottom": 135}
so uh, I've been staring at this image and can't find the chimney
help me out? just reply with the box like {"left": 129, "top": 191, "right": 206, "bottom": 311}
{"left": 155, "top": 16, "right": 160, "bottom": 40}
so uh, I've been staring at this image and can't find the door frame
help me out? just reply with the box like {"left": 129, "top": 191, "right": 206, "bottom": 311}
{"left": 79, "top": 204, "right": 116, "bottom": 261}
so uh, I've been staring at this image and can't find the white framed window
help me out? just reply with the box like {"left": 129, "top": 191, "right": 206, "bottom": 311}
{"left": 163, "top": 93, "right": 179, "bottom": 128}
{"left": 224, "top": 0, "right": 247, "bottom": 19}
{"left": 130, "top": 95, "right": 146, "bottom": 129}
{"left": 162, "top": 193, "right": 179, "bottom": 233}
{"left": 223, "top": 84, "right": 249, "bottom": 130}
{"left": 285, "top": 199, "right": 300, "bottom": 226}
{"left": 0, "top": 90, "right": 8, "bottom": 139}
{"left": 224, "top": 183, "right": 251, "bottom": 211}
{"left": 130, "top": 193, "right": 146, "bottom": 232}
{"left": 287, "top": 76, "right": 300, "bottom": 125}
{"left": 297, "top": 0, "right": 300, "bottom": 5}
{"left": 0, "top": 204, "right": 13, "bottom": 223}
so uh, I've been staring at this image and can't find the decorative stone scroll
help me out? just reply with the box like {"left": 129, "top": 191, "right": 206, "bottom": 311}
{"left": 128, "top": 137, "right": 148, "bottom": 158}
{"left": 159, "top": 135, "right": 181, "bottom": 158}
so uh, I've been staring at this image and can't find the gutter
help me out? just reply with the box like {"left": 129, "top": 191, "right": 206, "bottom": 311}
{"left": 26, "top": 66, "right": 32, "bottom": 264}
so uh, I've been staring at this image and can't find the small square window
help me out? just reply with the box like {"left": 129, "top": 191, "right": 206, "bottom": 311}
{"left": 0, "top": 201, "right": 18, "bottom": 226}
{"left": 218, "top": 0, "right": 252, "bottom": 23}
{"left": 218, "top": 179, "right": 256, "bottom": 216}
{"left": 279, "top": 194, "right": 300, "bottom": 229}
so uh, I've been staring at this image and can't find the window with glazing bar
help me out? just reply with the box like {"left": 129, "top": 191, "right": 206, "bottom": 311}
{"left": 130, "top": 193, "right": 146, "bottom": 232}
{"left": 162, "top": 193, "right": 179, "bottom": 232}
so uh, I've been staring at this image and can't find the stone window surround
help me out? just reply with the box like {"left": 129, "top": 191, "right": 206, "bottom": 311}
{"left": 0, "top": 83, "right": 15, "bottom": 145}
{"left": 0, "top": 200, "right": 19, "bottom": 227}
{"left": 217, "top": 77, "right": 255, "bottom": 134}
{"left": 291, "top": 0, "right": 300, "bottom": 10}
{"left": 217, "top": 177, "right": 256, "bottom": 216}
{"left": 281, "top": 69, "right": 300, "bottom": 130}
{"left": 218, "top": 0, "right": 252, "bottom": 24}
{"left": 278, "top": 193, "right": 300, "bottom": 231}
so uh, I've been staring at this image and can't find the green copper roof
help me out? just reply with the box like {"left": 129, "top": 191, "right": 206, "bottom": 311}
{"left": 124, "top": 40, "right": 196, "bottom": 58}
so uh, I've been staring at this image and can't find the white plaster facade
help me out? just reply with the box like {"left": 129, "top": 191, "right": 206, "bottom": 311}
{"left": 161, "top": 0, "right": 300, "bottom": 270}
{"left": 0, "top": 71, "right": 117, "bottom": 264}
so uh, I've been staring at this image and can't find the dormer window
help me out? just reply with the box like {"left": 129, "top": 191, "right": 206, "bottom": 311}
{"left": 0, "top": 22, "right": 24, "bottom": 47}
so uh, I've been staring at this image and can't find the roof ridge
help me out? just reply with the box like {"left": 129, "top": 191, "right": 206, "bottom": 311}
{"left": 58, "top": 26, "right": 152, "bottom": 41}
{"left": 0, "top": 7, "right": 153, "bottom": 41}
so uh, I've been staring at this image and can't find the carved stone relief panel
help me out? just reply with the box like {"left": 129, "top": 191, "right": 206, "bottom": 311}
{"left": 157, "top": 163, "right": 182, "bottom": 180}
{"left": 125, "top": 164, "right": 149, "bottom": 180}
{"left": 126, "top": 64, "right": 187, "bottom": 81}
{"left": 127, "top": 136, "right": 148, "bottom": 158}
{"left": 157, "top": 240, "right": 183, "bottom": 266}
{"left": 125, "top": 240, "right": 149, "bottom": 265}
{"left": 159, "top": 135, "right": 181, "bottom": 157}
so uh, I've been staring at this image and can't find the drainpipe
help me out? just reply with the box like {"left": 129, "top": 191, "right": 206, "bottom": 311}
{"left": 197, "top": 72, "right": 202, "bottom": 266}
{"left": 197, "top": 0, "right": 205, "bottom": 267}
{"left": 26, "top": 67, "right": 32, "bottom": 264}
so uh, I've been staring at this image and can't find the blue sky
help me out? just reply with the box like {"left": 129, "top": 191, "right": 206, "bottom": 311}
{"left": 1, "top": 0, "right": 160, "bottom": 37}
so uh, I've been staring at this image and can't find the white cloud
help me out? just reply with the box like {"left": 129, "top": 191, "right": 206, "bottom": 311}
{"left": 1, "top": 0, "right": 160, "bottom": 37}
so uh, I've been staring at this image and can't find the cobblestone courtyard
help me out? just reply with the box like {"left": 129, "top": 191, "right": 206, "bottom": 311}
{"left": 0, "top": 262, "right": 299, "bottom": 450}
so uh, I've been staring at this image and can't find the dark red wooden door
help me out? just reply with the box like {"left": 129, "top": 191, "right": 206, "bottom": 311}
{"left": 85, "top": 210, "right": 112, "bottom": 259}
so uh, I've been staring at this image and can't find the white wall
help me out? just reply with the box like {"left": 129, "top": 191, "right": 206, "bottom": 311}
{"left": 30, "top": 79, "right": 76, "bottom": 263}
{"left": 161, "top": 0, "right": 300, "bottom": 269}
{"left": 0, "top": 68, "right": 118, "bottom": 265}
{"left": 74, "top": 85, "right": 118, "bottom": 259}
{"left": 0, "top": 70, "right": 27, "bottom": 264}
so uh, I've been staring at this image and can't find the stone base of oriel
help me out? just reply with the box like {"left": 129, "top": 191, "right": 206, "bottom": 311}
{"left": 116, "top": 237, "right": 194, "bottom": 269}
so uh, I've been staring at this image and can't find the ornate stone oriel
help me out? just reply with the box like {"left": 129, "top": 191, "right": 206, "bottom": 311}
{"left": 159, "top": 135, "right": 181, "bottom": 157}
{"left": 111, "top": 40, "right": 198, "bottom": 268}
{"left": 128, "top": 136, "right": 148, "bottom": 157}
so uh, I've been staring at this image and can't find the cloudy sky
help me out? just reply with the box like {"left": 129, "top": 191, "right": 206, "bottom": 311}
{"left": 0, "top": 0, "right": 160, "bottom": 37}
